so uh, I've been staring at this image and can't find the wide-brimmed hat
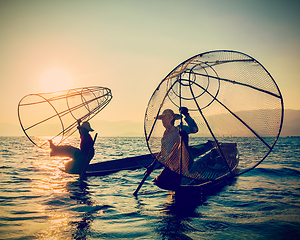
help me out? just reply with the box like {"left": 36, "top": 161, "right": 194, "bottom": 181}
{"left": 157, "top": 109, "right": 181, "bottom": 120}
{"left": 81, "top": 121, "right": 94, "bottom": 132}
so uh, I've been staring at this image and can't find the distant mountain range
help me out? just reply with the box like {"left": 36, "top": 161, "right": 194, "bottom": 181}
{"left": 281, "top": 109, "right": 300, "bottom": 137}
{"left": 1, "top": 109, "right": 299, "bottom": 137}
{"left": 91, "top": 120, "right": 144, "bottom": 137}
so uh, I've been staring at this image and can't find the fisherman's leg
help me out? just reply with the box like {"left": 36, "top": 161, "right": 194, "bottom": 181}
{"left": 49, "top": 141, "right": 79, "bottom": 158}
{"left": 65, "top": 150, "right": 86, "bottom": 174}
{"left": 153, "top": 167, "right": 182, "bottom": 190}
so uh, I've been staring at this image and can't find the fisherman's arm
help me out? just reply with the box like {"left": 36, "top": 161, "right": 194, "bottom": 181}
{"left": 184, "top": 116, "right": 198, "bottom": 133}
{"left": 179, "top": 107, "right": 198, "bottom": 134}
{"left": 77, "top": 119, "right": 84, "bottom": 136}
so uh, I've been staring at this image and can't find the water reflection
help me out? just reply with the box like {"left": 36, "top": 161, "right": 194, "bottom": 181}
{"left": 67, "top": 180, "right": 92, "bottom": 205}
{"left": 65, "top": 180, "right": 94, "bottom": 240}
{"left": 154, "top": 180, "right": 236, "bottom": 239}
{"left": 154, "top": 192, "right": 204, "bottom": 240}
{"left": 34, "top": 178, "right": 97, "bottom": 240}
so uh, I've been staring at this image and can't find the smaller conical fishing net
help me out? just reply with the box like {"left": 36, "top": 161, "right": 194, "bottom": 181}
{"left": 145, "top": 50, "right": 283, "bottom": 184}
{"left": 18, "top": 86, "right": 112, "bottom": 148}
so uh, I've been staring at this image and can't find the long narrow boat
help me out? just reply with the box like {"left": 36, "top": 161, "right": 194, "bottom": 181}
{"left": 85, "top": 153, "right": 154, "bottom": 176}
{"left": 85, "top": 141, "right": 215, "bottom": 177}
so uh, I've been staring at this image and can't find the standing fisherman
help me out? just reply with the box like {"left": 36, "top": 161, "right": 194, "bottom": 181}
{"left": 153, "top": 107, "right": 198, "bottom": 190}
{"left": 49, "top": 120, "right": 95, "bottom": 174}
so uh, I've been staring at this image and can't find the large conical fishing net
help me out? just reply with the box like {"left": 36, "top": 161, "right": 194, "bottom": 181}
{"left": 145, "top": 50, "right": 283, "bottom": 185}
{"left": 18, "top": 86, "right": 112, "bottom": 148}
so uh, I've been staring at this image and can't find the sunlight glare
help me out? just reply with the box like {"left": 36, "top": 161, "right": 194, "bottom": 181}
{"left": 39, "top": 67, "right": 73, "bottom": 92}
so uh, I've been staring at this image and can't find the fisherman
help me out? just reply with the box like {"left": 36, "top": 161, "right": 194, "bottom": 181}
{"left": 49, "top": 120, "right": 95, "bottom": 174}
{"left": 153, "top": 107, "right": 198, "bottom": 190}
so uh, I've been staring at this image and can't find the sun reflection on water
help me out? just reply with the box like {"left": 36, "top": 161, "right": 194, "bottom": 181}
{"left": 29, "top": 142, "right": 84, "bottom": 239}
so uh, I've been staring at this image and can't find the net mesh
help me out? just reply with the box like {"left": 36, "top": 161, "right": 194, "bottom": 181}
{"left": 18, "top": 86, "right": 112, "bottom": 148}
{"left": 145, "top": 50, "right": 283, "bottom": 183}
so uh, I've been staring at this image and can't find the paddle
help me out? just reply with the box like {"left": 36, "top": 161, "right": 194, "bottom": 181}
{"left": 133, "top": 159, "right": 157, "bottom": 196}
{"left": 80, "top": 133, "right": 98, "bottom": 179}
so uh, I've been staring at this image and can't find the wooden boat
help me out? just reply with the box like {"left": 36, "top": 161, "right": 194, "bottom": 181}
{"left": 85, "top": 153, "right": 154, "bottom": 176}
{"left": 153, "top": 141, "right": 239, "bottom": 193}
{"left": 85, "top": 141, "right": 215, "bottom": 177}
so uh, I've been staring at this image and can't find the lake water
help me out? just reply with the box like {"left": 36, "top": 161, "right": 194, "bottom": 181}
{"left": 0, "top": 136, "right": 299, "bottom": 239}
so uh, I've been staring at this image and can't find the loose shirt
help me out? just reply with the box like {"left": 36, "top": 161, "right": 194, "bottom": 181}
{"left": 160, "top": 116, "right": 198, "bottom": 164}
{"left": 80, "top": 134, "right": 94, "bottom": 156}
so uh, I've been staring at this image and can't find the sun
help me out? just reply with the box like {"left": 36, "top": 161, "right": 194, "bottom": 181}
{"left": 39, "top": 67, "right": 73, "bottom": 92}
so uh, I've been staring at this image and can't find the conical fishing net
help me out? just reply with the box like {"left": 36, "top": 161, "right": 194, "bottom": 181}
{"left": 145, "top": 50, "right": 283, "bottom": 183}
{"left": 18, "top": 86, "right": 112, "bottom": 148}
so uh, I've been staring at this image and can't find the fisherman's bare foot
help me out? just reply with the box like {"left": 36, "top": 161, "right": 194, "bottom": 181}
{"left": 48, "top": 140, "right": 55, "bottom": 151}
{"left": 48, "top": 140, "right": 55, "bottom": 156}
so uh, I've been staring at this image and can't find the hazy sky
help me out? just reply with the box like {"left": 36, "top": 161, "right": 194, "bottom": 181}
{"left": 1, "top": 0, "right": 299, "bottom": 125}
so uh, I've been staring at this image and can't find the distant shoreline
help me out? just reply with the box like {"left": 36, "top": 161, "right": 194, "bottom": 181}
{"left": 1, "top": 109, "right": 299, "bottom": 137}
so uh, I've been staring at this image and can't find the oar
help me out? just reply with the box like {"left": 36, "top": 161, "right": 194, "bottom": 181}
{"left": 80, "top": 133, "right": 98, "bottom": 179}
{"left": 133, "top": 159, "right": 157, "bottom": 196}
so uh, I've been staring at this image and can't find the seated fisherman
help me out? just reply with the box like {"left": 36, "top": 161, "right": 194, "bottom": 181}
{"left": 49, "top": 120, "right": 95, "bottom": 174}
